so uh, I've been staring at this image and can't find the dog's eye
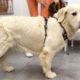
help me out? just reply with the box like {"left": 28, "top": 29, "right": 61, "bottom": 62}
{"left": 72, "top": 12, "right": 77, "bottom": 16}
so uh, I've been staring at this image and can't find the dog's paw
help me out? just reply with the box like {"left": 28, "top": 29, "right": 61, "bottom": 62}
{"left": 45, "top": 71, "right": 56, "bottom": 79}
{"left": 4, "top": 66, "right": 15, "bottom": 72}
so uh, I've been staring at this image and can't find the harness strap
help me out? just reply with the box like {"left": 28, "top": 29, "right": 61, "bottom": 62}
{"left": 44, "top": 17, "right": 68, "bottom": 42}
{"left": 44, "top": 17, "right": 47, "bottom": 43}
{"left": 59, "top": 22, "right": 68, "bottom": 40}
{"left": 53, "top": 17, "right": 68, "bottom": 40}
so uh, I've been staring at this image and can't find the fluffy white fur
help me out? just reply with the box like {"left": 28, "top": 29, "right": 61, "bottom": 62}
{"left": 0, "top": 4, "right": 80, "bottom": 79}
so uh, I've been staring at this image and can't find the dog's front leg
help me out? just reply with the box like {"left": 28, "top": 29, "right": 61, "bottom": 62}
{"left": 39, "top": 47, "right": 56, "bottom": 78}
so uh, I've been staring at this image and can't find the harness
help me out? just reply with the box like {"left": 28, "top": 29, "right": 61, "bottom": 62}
{"left": 44, "top": 17, "right": 69, "bottom": 55}
{"left": 44, "top": 17, "right": 68, "bottom": 43}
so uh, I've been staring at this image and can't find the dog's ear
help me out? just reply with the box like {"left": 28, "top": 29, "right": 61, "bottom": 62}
{"left": 54, "top": 7, "right": 67, "bottom": 22}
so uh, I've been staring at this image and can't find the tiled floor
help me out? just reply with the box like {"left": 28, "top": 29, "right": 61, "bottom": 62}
{"left": 0, "top": 46, "right": 80, "bottom": 80}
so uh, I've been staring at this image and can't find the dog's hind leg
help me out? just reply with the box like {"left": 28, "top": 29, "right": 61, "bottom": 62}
{"left": 0, "top": 38, "right": 15, "bottom": 72}
{"left": 0, "top": 27, "right": 15, "bottom": 72}
{"left": 39, "top": 47, "right": 56, "bottom": 79}
{"left": 0, "top": 55, "right": 15, "bottom": 72}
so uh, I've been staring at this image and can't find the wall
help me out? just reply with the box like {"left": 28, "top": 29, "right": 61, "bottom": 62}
{"left": 13, "top": 0, "right": 30, "bottom": 16}
{"left": 68, "top": 0, "right": 80, "bottom": 4}
{"left": 13, "top": 0, "right": 42, "bottom": 16}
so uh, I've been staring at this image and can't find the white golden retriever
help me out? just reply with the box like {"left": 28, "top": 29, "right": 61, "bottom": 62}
{"left": 0, "top": 4, "right": 80, "bottom": 79}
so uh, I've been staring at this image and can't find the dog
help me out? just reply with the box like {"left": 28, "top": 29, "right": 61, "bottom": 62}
{"left": 0, "top": 4, "right": 80, "bottom": 79}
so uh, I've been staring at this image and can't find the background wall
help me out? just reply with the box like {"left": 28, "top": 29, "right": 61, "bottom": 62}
{"left": 68, "top": 0, "right": 80, "bottom": 4}
{"left": 13, "top": 0, "right": 30, "bottom": 16}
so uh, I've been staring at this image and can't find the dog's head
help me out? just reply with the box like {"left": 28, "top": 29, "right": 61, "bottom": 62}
{"left": 54, "top": 4, "right": 80, "bottom": 40}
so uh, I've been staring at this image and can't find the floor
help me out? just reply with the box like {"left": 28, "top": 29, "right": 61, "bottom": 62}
{"left": 0, "top": 45, "right": 80, "bottom": 80}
